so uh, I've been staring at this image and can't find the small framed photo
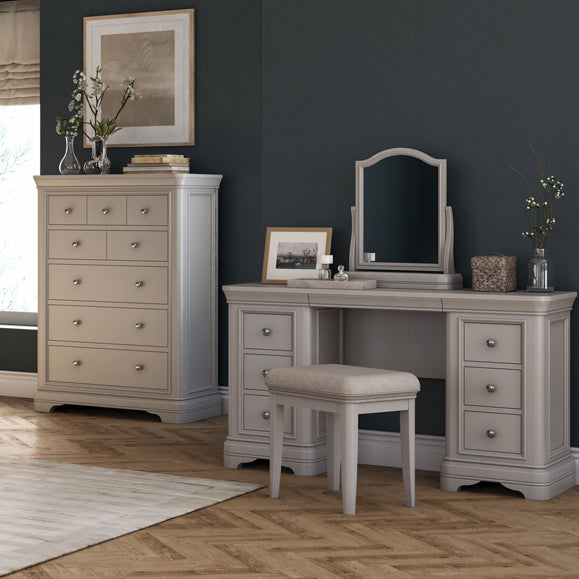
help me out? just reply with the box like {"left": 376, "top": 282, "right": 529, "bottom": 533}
{"left": 262, "top": 227, "right": 332, "bottom": 284}
{"left": 84, "top": 9, "right": 194, "bottom": 147}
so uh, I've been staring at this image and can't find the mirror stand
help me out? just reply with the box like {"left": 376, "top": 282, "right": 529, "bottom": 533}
{"left": 348, "top": 205, "right": 463, "bottom": 290}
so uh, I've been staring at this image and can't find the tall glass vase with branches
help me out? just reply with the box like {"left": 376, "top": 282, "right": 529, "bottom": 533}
{"left": 509, "top": 139, "right": 566, "bottom": 291}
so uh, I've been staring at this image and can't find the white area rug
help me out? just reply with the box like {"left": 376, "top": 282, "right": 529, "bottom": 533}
{"left": 0, "top": 458, "right": 261, "bottom": 576}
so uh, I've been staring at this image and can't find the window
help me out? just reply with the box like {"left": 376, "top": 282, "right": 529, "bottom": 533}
{"left": 0, "top": 0, "right": 40, "bottom": 325}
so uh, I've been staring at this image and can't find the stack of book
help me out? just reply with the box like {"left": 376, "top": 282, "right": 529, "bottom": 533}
{"left": 123, "top": 154, "right": 190, "bottom": 174}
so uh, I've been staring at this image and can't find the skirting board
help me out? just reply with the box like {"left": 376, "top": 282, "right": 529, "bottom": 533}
{"left": 2, "top": 372, "right": 578, "bottom": 485}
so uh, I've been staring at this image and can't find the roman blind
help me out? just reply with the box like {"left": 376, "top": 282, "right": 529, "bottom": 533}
{"left": 0, "top": 0, "right": 40, "bottom": 105}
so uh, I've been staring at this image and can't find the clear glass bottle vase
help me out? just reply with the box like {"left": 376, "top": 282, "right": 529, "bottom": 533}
{"left": 58, "top": 135, "right": 81, "bottom": 175}
{"left": 527, "top": 247, "right": 553, "bottom": 292}
{"left": 83, "top": 139, "right": 104, "bottom": 174}
{"left": 98, "top": 138, "right": 112, "bottom": 174}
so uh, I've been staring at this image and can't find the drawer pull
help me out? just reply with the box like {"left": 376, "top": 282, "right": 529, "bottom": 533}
{"left": 72, "top": 360, "right": 81, "bottom": 367}
{"left": 140, "top": 208, "right": 149, "bottom": 215}
{"left": 261, "top": 328, "right": 272, "bottom": 336}
{"left": 72, "top": 319, "right": 81, "bottom": 326}
{"left": 64, "top": 207, "right": 72, "bottom": 215}
{"left": 101, "top": 208, "right": 111, "bottom": 215}
{"left": 135, "top": 364, "right": 144, "bottom": 371}
{"left": 135, "top": 323, "right": 144, "bottom": 329}
{"left": 486, "top": 429, "right": 496, "bottom": 438}
{"left": 130, "top": 242, "right": 140, "bottom": 248}
{"left": 72, "top": 279, "right": 81, "bottom": 286}
{"left": 485, "top": 384, "right": 496, "bottom": 393}
{"left": 261, "top": 410, "right": 270, "bottom": 420}
{"left": 261, "top": 369, "right": 270, "bottom": 377}
{"left": 135, "top": 281, "right": 144, "bottom": 288}
{"left": 72, "top": 241, "right": 81, "bottom": 248}
{"left": 486, "top": 338, "right": 497, "bottom": 348}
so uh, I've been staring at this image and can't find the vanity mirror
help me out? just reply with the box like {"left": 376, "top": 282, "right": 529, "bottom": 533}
{"left": 348, "top": 147, "right": 463, "bottom": 290}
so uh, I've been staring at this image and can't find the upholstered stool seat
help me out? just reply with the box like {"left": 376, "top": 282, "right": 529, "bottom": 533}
{"left": 265, "top": 364, "right": 420, "bottom": 515}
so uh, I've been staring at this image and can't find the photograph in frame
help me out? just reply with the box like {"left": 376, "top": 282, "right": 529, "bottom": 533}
{"left": 84, "top": 9, "right": 194, "bottom": 147}
{"left": 262, "top": 227, "right": 333, "bottom": 284}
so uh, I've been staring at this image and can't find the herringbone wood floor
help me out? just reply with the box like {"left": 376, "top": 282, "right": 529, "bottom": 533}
{"left": 2, "top": 397, "right": 579, "bottom": 578}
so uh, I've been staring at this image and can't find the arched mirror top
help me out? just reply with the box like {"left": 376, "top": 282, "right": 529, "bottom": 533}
{"left": 349, "top": 147, "right": 462, "bottom": 290}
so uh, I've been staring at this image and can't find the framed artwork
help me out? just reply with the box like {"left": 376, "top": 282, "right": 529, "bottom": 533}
{"left": 262, "top": 227, "right": 333, "bottom": 284}
{"left": 84, "top": 9, "right": 194, "bottom": 147}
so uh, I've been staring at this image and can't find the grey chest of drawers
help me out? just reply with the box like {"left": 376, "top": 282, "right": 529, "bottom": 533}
{"left": 35, "top": 174, "right": 222, "bottom": 423}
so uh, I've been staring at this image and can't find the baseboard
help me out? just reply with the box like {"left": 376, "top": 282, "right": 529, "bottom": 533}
{"left": 0, "top": 371, "right": 37, "bottom": 399}
{"left": 218, "top": 385, "right": 229, "bottom": 414}
{"left": 358, "top": 429, "right": 445, "bottom": 472}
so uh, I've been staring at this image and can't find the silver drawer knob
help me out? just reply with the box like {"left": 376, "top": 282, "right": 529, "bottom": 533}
{"left": 135, "top": 281, "right": 144, "bottom": 287}
{"left": 130, "top": 242, "right": 140, "bottom": 248}
{"left": 485, "top": 384, "right": 496, "bottom": 393}
{"left": 261, "top": 328, "right": 272, "bottom": 336}
{"left": 261, "top": 410, "right": 270, "bottom": 419}
{"left": 486, "top": 338, "right": 497, "bottom": 348}
{"left": 140, "top": 208, "right": 149, "bottom": 215}
{"left": 101, "top": 208, "right": 111, "bottom": 215}
{"left": 486, "top": 429, "right": 496, "bottom": 438}
{"left": 72, "top": 319, "right": 81, "bottom": 326}
{"left": 64, "top": 207, "right": 72, "bottom": 214}
{"left": 135, "top": 323, "right": 144, "bottom": 329}
{"left": 72, "top": 241, "right": 81, "bottom": 248}
{"left": 261, "top": 369, "right": 270, "bottom": 378}
{"left": 72, "top": 360, "right": 81, "bottom": 367}
{"left": 135, "top": 364, "right": 144, "bottom": 371}
{"left": 72, "top": 279, "right": 81, "bottom": 285}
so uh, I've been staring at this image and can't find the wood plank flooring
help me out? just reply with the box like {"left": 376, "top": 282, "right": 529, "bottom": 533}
{"left": 2, "top": 397, "right": 579, "bottom": 578}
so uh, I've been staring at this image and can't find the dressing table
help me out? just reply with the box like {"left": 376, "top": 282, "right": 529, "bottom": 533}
{"left": 223, "top": 149, "right": 576, "bottom": 499}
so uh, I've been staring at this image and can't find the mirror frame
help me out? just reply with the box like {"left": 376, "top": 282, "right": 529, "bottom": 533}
{"left": 355, "top": 147, "right": 446, "bottom": 272}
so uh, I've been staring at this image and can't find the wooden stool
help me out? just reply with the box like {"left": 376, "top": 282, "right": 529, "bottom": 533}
{"left": 265, "top": 364, "right": 420, "bottom": 515}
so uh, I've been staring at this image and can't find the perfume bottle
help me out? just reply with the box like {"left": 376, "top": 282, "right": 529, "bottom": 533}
{"left": 318, "top": 255, "right": 333, "bottom": 280}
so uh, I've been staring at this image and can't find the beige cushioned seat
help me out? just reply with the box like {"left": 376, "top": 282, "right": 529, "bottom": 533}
{"left": 265, "top": 364, "right": 420, "bottom": 399}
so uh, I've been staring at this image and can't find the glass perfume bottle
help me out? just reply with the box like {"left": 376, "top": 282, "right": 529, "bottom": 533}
{"left": 318, "top": 255, "right": 333, "bottom": 280}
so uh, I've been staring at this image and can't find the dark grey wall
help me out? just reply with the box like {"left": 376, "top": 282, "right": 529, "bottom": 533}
{"left": 5, "top": 0, "right": 579, "bottom": 442}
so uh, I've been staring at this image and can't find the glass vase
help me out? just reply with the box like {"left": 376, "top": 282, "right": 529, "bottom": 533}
{"left": 58, "top": 135, "right": 81, "bottom": 175}
{"left": 527, "top": 247, "right": 553, "bottom": 292}
{"left": 98, "top": 138, "right": 112, "bottom": 174}
{"left": 83, "top": 139, "right": 103, "bottom": 174}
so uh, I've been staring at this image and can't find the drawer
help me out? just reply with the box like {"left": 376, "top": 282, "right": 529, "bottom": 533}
{"left": 48, "top": 230, "right": 106, "bottom": 260}
{"left": 243, "top": 393, "right": 293, "bottom": 435}
{"left": 48, "top": 305, "right": 168, "bottom": 347}
{"left": 48, "top": 264, "right": 168, "bottom": 304}
{"left": 243, "top": 313, "right": 293, "bottom": 351}
{"left": 464, "top": 322, "right": 522, "bottom": 364}
{"left": 107, "top": 231, "right": 168, "bottom": 262}
{"left": 48, "top": 346, "right": 168, "bottom": 391}
{"left": 47, "top": 196, "right": 87, "bottom": 225}
{"left": 243, "top": 354, "right": 293, "bottom": 391}
{"left": 87, "top": 196, "right": 127, "bottom": 225}
{"left": 464, "top": 367, "right": 522, "bottom": 409}
{"left": 464, "top": 411, "right": 522, "bottom": 455}
{"left": 127, "top": 195, "right": 168, "bottom": 226}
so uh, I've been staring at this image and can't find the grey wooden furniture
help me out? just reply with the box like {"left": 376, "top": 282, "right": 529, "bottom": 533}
{"left": 223, "top": 283, "right": 576, "bottom": 499}
{"left": 266, "top": 364, "right": 420, "bottom": 515}
{"left": 35, "top": 174, "right": 222, "bottom": 423}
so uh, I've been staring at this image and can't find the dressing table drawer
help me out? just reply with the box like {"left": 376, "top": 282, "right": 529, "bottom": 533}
{"left": 243, "top": 393, "right": 293, "bottom": 435}
{"left": 463, "top": 411, "right": 522, "bottom": 455}
{"left": 243, "top": 353, "right": 293, "bottom": 391}
{"left": 243, "top": 313, "right": 293, "bottom": 351}
{"left": 464, "top": 367, "right": 522, "bottom": 409}
{"left": 464, "top": 322, "right": 522, "bottom": 364}
{"left": 87, "top": 196, "right": 127, "bottom": 225}
{"left": 127, "top": 195, "right": 168, "bottom": 226}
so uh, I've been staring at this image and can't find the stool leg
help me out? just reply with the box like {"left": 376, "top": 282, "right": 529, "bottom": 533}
{"left": 340, "top": 404, "right": 358, "bottom": 515}
{"left": 326, "top": 411, "right": 340, "bottom": 491}
{"left": 399, "top": 399, "right": 416, "bottom": 507}
{"left": 269, "top": 394, "right": 284, "bottom": 499}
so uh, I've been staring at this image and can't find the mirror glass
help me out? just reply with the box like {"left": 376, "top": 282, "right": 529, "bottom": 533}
{"left": 363, "top": 155, "right": 439, "bottom": 264}
{"left": 355, "top": 148, "right": 446, "bottom": 272}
